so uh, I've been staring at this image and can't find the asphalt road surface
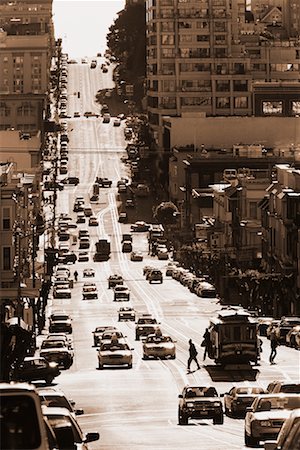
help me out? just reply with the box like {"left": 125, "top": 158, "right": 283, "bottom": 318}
{"left": 40, "top": 56, "right": 300, "bottom": 450}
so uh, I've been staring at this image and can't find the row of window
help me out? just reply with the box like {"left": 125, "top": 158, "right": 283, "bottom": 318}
{"left": 149, "top": 79, "right": 248, "bottom": 92}
{"left": 149, "top": 95, "right": 250, "bottom": 109}
{"left": 0, "top": 103, "right": 36, "bottom": 117}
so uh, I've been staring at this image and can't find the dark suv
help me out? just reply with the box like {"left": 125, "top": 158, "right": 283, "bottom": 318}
{"left": 135, "top": 315, "right": 159, "bottom": 340}
{"left": 148, "top": 269, "right": 163, "bottom": 284}
{"left": 178, "top": 386, "right": 224, "bottom": 425}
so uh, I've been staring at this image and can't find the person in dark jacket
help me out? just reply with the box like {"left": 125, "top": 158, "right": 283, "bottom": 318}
{"left": 187, "top": 339, "right": 200, "bottom": 372}
{"left": 269, "top": 330, "right": 278, "bottom": 364}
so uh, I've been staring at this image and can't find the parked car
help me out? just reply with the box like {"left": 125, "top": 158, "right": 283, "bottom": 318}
{"left": 119, "top": 212, "right": 128, "bottom": 223}
{"left": 38, "top": 388, "right": 84, "bottom": 416}
{"left": 275, "top": 317, "right": 300, "bottom": 343}
{"left": 131, "top": 221, "right": 150, "bottom": 232}
{"left": 178, "top": 386, "right": 224, "bottom": 425}
{"left": 1, "top": 383, "right": 52, "bottom": 449}
{"left": 49, "top": 313, "right": 72, "bottom": 334}
{"left": 40, "top": 340, "right": 73, "bottom": 369}
{"left": 14, "top": 357, "right": 61, "bottom": 385}
{"left": 42, "top": 406, "right": 99, "bottom": 449}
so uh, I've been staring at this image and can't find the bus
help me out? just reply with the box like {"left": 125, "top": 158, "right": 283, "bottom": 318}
{"left": 206, "top": 307, "right": 259, "bottom": 366}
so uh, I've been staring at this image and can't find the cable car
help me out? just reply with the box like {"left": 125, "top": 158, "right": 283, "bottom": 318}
{"left": 206, "top": 307, "right": 260, "bottom": 366}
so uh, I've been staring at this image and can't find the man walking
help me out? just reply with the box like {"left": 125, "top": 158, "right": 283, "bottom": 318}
{"left": 269, "top": 330, "right": 278, "bottom": 364}
{"left": 187, "top": 339, "right": 200, "bottom": 372}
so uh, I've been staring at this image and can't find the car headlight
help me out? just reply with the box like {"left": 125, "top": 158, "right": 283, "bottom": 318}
{"left": 186, "top": 402, "right": 194, "bottom": 408}
{"left": 260, "top": 420, "right": 271, "bottom": 427}
{"left": 213, "top": 402, "right": 222, "bottom": 407}
{"left": 49, "top": 362, "right": 58, "bottom": 368}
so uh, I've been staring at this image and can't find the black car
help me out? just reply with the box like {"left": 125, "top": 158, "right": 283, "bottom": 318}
{"left": 15, "top": 357, "right": 61, "bottom": 385}
{"left": 95, "top": 177, "right": 112, "bottom": 188}
{"left": 178, "top": 386, "right": 224, "bottom": 425}
{"left": 61, "top": 177, "right": 79, "bottom": 185}
{"left": 44, "top": 181, "right": 64, "bottom": 191}
{"left": 108, "top": 274, "right": 123, "bottom": 289}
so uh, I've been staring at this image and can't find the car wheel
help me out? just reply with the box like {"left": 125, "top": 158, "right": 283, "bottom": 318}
{"left": 98, "top": 361, "right": 103, "bottom": 370}
{"left": 244, "top": 431, "right": 259, "bottom": 447}
{"left": 224, "top": 405, "right": 230, "bottom": 416}
{"left": 171, "top": 354, "right": 176, "bottom": 359}
{"left": 135, "top": 335, "right": 139, "bottom": 341}
{"left": 213, "top": 414, "right": 224, "bottom": 425}
{"left": 128, "top": 363, "right": 132, "bottom": 369}
{"left": 45, "top": 375, "right": 54, "bottom": 385}
{"left": 178, "top": 409, "right": 188, "bottom": 425}
{"left": 143, "top": 354, "right": 149, "bottom": 360}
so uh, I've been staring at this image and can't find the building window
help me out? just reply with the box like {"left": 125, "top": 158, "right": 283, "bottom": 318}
{"left": 163, "top": 80, "right": 176, "bottom": 92}
{"left": 0, "top": 102, "right": 10, "bottom": 117}
{"left": 262, "top": 101, "right": 283, "bottom": 116}
{"left": 291, "top": 101, "right": 300, "bottom": 116}
{"left": 161, "top": 34, "right": 174, "bottom": 45}
{"left": 161, "top": 63, "right": 175, "bottom": 75}
{"left": 161, "top": 22, "right": 174, "bottom": 31}
{"left": 179, "top": 34, "right": 193, "bottom": 43}
{"left": 17, "top": 103, "right": 35, "bottom": 116}
{"left": 181, "top": 97, "right": 211, "bottom": 106}
{"left": 233, "top": 80, "right": 248, "bottom": 91}
{"left": 3, "top": 247, "right": 11, "bottom": 270}
{"left": 234, "top": 97, "right": 248, "bottom": 108}
{"left": 161, "top": 48, "right": 176, "bottom": 58}
{"left": 249, "top": 202, "right": 257, "bottom": 219}
{"left": 2, "top": 207, "right": 11, "bottom": 229}
{"left": 216, "top": 80, "right": 230, "bottom": 92}
{"left": 216, "top": 97, "right": 230, "bottom": 108}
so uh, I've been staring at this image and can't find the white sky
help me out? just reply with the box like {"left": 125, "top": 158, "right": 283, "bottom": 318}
{"left": 52, "top": 0, "right": 125, "bottom": 58}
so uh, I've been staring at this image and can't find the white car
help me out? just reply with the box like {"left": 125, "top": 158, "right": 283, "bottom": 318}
{"left": 142, "top": 333, "right": 176, "bottom": 360}
{"left": 97, "top": 339, "right": 133, "bottom": 369}
{"left": 244, "top": 394, "right": 300, "bottom": 447}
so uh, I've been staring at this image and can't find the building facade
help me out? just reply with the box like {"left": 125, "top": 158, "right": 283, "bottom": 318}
{"left": 146, "top": 0, "right": 300, "bottom": 146}
{"left": 0, "top": 0, "right": 54, "bottom": 134}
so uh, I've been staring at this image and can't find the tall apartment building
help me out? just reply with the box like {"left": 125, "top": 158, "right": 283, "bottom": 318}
{"left": 0, "top": 0, "right": 54, "bottom": 134}
{"left": 146, "top": 0, "right": 300, "bottom": 146}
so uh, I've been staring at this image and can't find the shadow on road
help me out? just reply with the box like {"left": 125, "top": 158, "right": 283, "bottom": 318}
{"left": 204, "top": 365, "right": 260, "bottom": 382}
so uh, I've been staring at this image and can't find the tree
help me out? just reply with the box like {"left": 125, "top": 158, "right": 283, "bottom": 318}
{"left": 154, "top": 202, "right": 179, "bottom": 225}
{"left": 106, "top": 4, "right": 146, "bottom": 81}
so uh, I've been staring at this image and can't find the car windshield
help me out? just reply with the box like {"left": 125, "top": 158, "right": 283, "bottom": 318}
{"left": 46, "top": 416, "right": 81, "bottom": 443}
{"left": 42, "top": 341, "right": 65, "bottom": 349}
{"left": 147, "top": 336, "right": 172, "bottom": 343}
{"left": 185, "top": 387, "right": 218, "bottom": 398}
{"left": 138, "top": 319, "right": 157, "bottom": 324}
{"left": 1, "top": 394, "right": 42, "bottom": 449}
{"left": 279, "top": 385, "right": 300, "bottom": 393}
{"left": 115, "top": 286, "right": 127, "bottom": 291}
{"left": 255, "top": 396, "right": 300, "bottom": 411}
{"left": 52, "top": 315, "right": 69, "bottom": 321}
{"left": 102, "top": 332, "right": 123, "bottom": 339}
{"left": 101, "top": 343, "right": 129, "bottom": 351}
{"left": 236, "top": 387, "right": 264, "bottom": 395}
{"left": 41, "top": 395, "right": 71, "bottom": 411}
